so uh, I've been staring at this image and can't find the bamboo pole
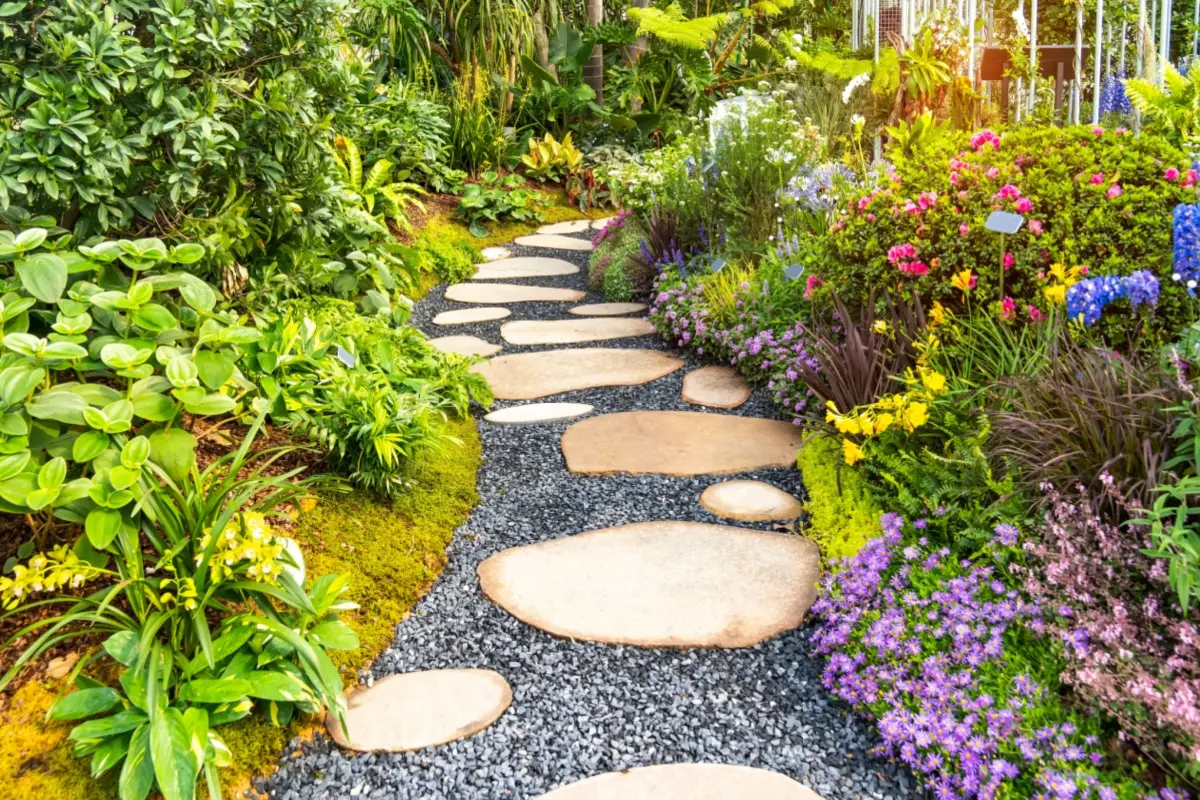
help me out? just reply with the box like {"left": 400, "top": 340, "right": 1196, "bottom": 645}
{"left": 1074, "top": 1, "right": 1084, "bottom": 123}
{"left": 1093, "top": 0, "right": 1105, "bottom": 123}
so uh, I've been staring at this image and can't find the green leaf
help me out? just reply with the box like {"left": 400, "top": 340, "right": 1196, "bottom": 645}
{"left": 26, "top": 390, "right": 87, "bottom": 425}
{"left": 243, "top": 671, "right": 314, "bottom": 703}
{"left": 74, "top": 430, "right": 111, "bottom": 462}
{"left": 193, "top": 352, "right": 233, "bottom": 391}
{"left": 104, "top": 632, "right": 139, "bottom": 666}
{"left": 49, "top": 687, "right": 122, "bottom": 721}
{"left": 178, "top": 678, "right": 253, "bottom": 704}
{"left": 69, "top": 708, "right": 148, "bottom": 742}
{"left": 148, "top": 428, "right": 196, "bottom": 483}
{"left": 37, "top": 456, "right": 66, "bottom": 490}
{"left": 132, "top": 392, "right": 178, "bottom": 422}
{"left": 150, "top": 708, "right": 198, "bottom": 800}
{"left": 132, "top": 303, "right": 176, "bottom": 332}
{"left": 122, "top": 436, "right": 151, "bottom": 468}
{"left": 16, "top": 252, "right": 68, "bottom": 303}
{"left": 108, "top": 465, "right": 141, "bottom": 491}
{"left": 183, "top": 393, "right": 235, "bottom": 416}
{"left": 0, "top": 364, "right": 44, "bottom": 406}
{"left": 0, "top": 472, "right": 36, "bottom": 506}
{"left": 86, "top": 508, "right": 124, "bottom": 549}
{"left": 119, "top": 725, "right": 154, "bottom": 800}
{"left": 308, "top": 620, "right": 359, "bottom": 650}
{"left": 0, "top": 450, "right": 29, "bottom": 480}
{"left": 169, "top": 244, "right": 205, "bottom": 264}
{"left": 89, "top": 732, "right": 130, "bottom": 778}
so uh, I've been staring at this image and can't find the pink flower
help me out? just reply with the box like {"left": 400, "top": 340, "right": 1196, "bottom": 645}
{"left": 1029, "top": 219, "right": 1044, "bottom": 236}
{"left": 1115, "top": 127, "right": 1128, "bottom": 135}
{"left": 866, "top": 213, "right": 876, "bottom": 222}
{"left": 949, "top": 171, "right": 960, "bottom": 185}
{"left": 1001, "top": 296, "right": 1016, "bottom": 319}
{"left": 1089, "top": 173, "right": 1105, "bottom": 185}
{"left": 1165, "top": 167, "right": 1181, "bottom": 181}
{"left": 1091, "top": 125, "right": 1104, "bottom": 136}
{"left": 970, "top": 129, "right": 1001, "bottom": 151}
{"left": 957, "top": 190, "right": 969, "bottom": 202}
{"left": 986, "top": 167, "right": 1001, "bottom": 180}
{"left": 804, "top": 275, "right": 824, "bottom": 298}
{"left": 1015, "top": 197, "right": 1033, "bottom": 213}
{"left": 994, "top": 184, "right": 1022, "bottom": 200}
{"left": 1107, "top": 184, "right": 1123, "bottom": 199}
{"left": 1027, "top": 305, "right": 1044, "bottom": 322}
{"left": 917, "top": 191, "right": 938, "bottom": 209}
{"left": 1003, "top": 252, "right": 1015, "bottom": 269}
{"left": 1186, "top": 169, "right": 1198, "bottom": 188}
{"left": 959, "top": 223, "right": 970, "bottom": 236}
{"left": 897, "top": 260, "right": 930, "bottom": 276}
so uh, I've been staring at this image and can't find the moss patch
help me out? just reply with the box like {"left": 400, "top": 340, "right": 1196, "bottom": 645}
{"left": 426, "top": 188, "right": 607, "bottom": 251}
{"left": 796, "top": 436, "right": 881, "bottom": 561}
{"left": 0, "top": 680, "right": 110, "bottom": 800}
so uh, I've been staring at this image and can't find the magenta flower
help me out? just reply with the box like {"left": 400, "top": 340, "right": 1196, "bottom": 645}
{"left": 1029, "top": 219, "right": 1044, "bottom": 236}
{"left": 1015, "top": 197, "right": 1033, "bottom": 213}
{"left": 1001, "top": 296, "right": 1016, "bottom": 319}
{"left": 959, "top": 223, "right": 970, "bottom": 236}
{"left": 1089, "top": 173, "right": 1105, "bottom": 185}
{"left": 1106, "top": 184, "right": 1122, "bottom": 199}
{"left": 1003, "top": 252, "right": 1015, "bottom": 269}
{"left": 1165, "top": 167, "right": 1181, "bottom": 181}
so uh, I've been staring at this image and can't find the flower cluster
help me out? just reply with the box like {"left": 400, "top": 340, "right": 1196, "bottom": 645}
{"left": 825, "top": 368, "right": 945, "bottom": 464}
{"left": 592, "top": 208, "right": 631, "bottom": 247}
{"left": 782, "top": 163, "right": 857, "bottom": 214}
{"left": 1065, "top": 270, "right": 1161, "bottom": 326}
{"left": 0, "top": 545, "right": 104, "bottom": 610}
{"left": 887, "top": 242, "right": 929, "bottom": 276}
{"left": 1099, "top": 71, "right": 1131, "bottom": 117}
{"left": 970, "top": 129, "right": 1001, "bottom": 152}
{"left": 1173, "top": 202, "right": 1200, "bottom": 295}
{"left": 196, "top": 511, "right": 289, "bottom": 584}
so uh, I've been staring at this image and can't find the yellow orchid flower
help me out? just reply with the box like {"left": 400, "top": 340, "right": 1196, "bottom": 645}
{"left": 842, "top": 438, "right": 866, "bottom": 465}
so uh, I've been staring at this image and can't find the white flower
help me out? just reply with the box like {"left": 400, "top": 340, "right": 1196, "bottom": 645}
{"left": 851, "top": 114, "right": 866, "bottom": 127}
{"left": 1011, "top": 6, "right": 1030, "bottom": 38}
{"left": 842, "top": 73, "right": 870, "bottom": 104}
{"left": 784, "top": 57, "right": 798, "bottom": 70}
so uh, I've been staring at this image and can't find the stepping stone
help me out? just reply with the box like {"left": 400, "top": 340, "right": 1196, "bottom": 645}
{"left": 445, "top": 283, "right": 585, "bottom": 304}
{"left": 472, "top": 257, "right": 579, "bottom": 280}
{"left": 682, "top": 366, "right": 752, "bottom": 409}
{"left": 470, "top": 348, "right": 683, "bottom": 400}
{"left": 428, "top": 335, "right": 502, "bottom": 358}
{"left": 561, "top": 411, "right": 803, "bottom": 476}
{"left": 590, "top": 216, "right": 617, "bottom": 231}
{"left": 480, "top": 246, "right": 512, "bottom": 261}
{"left": 478, "top": 521, "right": 821, "bottom": 648}
{"left": 484, "top": 402, "right": 594, "bottom": 425}
{"left": 326, "top": 669, "right": 512, "bottom": 753}
{"left": 700, "top": 480, "right": 803, "bottom": 522}
{"left": 432, "top": 307, "right": 511, "bottom": 326}
{"left": 537, "top": 219, "right": 593, "bottom": 234}
{"left": 540, "top": 764, "right": 824, "bottom": 799}
{"left": 514, "top": 234, "right": 594, "bottom": 251}
{"left": 569, "top": 302, "right": 647, "bottom": 316}
{"left": 500, "top": 317, "right": 654, "bottom": 345}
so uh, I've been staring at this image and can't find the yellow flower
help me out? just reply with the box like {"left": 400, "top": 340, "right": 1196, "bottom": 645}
{"left": 842, "top": 438, "right": 866, "bottom": 465}
{"left": 929, "top": 301, "right": 947, "bottom": 327}
{"left": 874, "top": 412, "right": 895, "bottom": 433}
{"left": 951, "top": 270, "right": 975, "bottom": 296}
{"left": 921, "top": 370, "right": 947, "bottom": 394}
{"left": 901, "top": 401, "right": 930, "bottom": 431}
{"left": 299, "top": 496, "right": 318, "bottom": 513}
{"left": 872, "top": 320, "right": 890, "bottom": 335}
{"left": 1044, "top": 284, "right": 1067, "bottom": 305}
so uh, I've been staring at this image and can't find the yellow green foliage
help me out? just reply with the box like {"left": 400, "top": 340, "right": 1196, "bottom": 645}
{"left": 0, "top": 680, "right": 110, "bottom": 800}
{"left": 426, "top": 188, "right": 603, "bottom": 250}
{"left": 521, "top": 132, "right": 583, "bottom": 182}
{"left": 795, "top": 435, "right": 881, "bottom": 561}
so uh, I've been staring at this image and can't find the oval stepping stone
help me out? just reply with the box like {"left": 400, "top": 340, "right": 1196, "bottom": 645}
{"left": 590, "top": 216, "right": 617, "bottom": 231}
{"left": 326, "top": 669, "right": 512, "bottom": 753}
{"left": 433, "top": 307, "right": 511, "bottom": 326}
{"left": 470, "top": 348, "right": 683, "bottom": 400}
{"left": 700, "top": 480, "right": 803, "bottom": 522}
{"left": 478, "top": 521, "right": 821, "bottom": 648}
{"left": 537, "top": 219, "right": 593, "bottom": 234}
{"left": 540, "top": 764, "right": 824, "bottom": 799}
{"left": 514, "top": 234, "right": 594, "bottom": 251}
{"left": 562, "top": 411, "right": 803, "bottom": 476}
{"left": 500, "top": 317, "right": 654, "bottom": 345}
{"left": 428, "top": 335, "right": 502, "bottom": 358}
{"left": 445, "top": 283, "right": 585, "bottom": 304}
{"left": 484, "top": 402, "right": 594, "bottom": 425}
{"left": 682, "top": 366, "right": 752, "bottom": 409}
{"left": 480, "top": 246, "right": 512, "bottom": 261}
{"left": 569, "top": 302, "right": 647, "bottom": 316}
{"left": 472, "top": 257, "right": 579, "bottom": 281}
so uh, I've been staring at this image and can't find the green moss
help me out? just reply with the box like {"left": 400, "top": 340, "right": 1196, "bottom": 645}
{"left": 796, "top": 436, "right": 881, "bottom": 561}
{"left": 427, "top": 188, "right": 606, "bottom": 250}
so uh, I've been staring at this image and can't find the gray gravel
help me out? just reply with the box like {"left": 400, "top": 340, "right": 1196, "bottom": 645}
{"left": 261, "top": 233, "right": 914, "bottom": 800}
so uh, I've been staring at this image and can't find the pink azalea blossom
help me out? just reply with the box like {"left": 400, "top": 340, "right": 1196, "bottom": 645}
{"left": 1107, "top": 184, "right": 1123, "bottom": 199}
{"left": 986, "top": 166, "right": 1001, "bottom": 179}
{"left": 1186, "top": 169, "right": 1198, "bottom": 188}
{"left": 1027, "top": 304, "right": 1044, "bottom": 321}
{"left": 887, "top": 243, "right": 918, "bottom": 263}
{"left": 1091, "top": 125, "right": 1104, "bottom": 136}
{"left": 1089, "top": 172, "right": 1105, "bottom": 185}
{"left": 917, "top": 191, "right": 938, "bottom": 209}
{"left": 1165, "top": 167, "right": 1181, "bottom": 181}
{"left": 949, "top": 171, "right": 960, "bottom": 185}
{"left": 994, "top": 184, "right": 1022, "bottom": 200}
{"left": 804, "top": 275, "right": 824, "bottom": 298}
{"left": 969, "top": 129, "right": 1001, "bottom": 151}
{"left": 897, "top": 260, "right": 930, "bottom": 276}
{"left": 959, "top": 223, "right": 970, "bottom": 236}
{"left": 1029, "top": 219, "right": 1044, "bottom": 236}
{"left": 1003, "top": 252, "right": 1015, "bottom": 269}
{"left": 1001, "top": 296, "right": 1016, "bottom": 319}
{"left": 866, "top": 213, "right": 876, "bottom": 222}
{"left": 1015, "top": 197, "right": 1033, "bottom": 213}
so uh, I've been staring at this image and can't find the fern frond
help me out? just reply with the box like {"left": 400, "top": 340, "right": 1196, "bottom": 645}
{"left": 626, "top": 4, "right": 729, "bottom": 49}
{"left": 364, "top": 159, "right": 395, "bottom": 194}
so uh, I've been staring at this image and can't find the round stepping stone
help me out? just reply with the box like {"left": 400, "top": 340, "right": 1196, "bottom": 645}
{"left": 682, "top": 366, "right": 752, "bottom": 409}
{"left": 445, "top": 283, "right": 585, "bottom": 304}
{"left": 700, "top": 480, "right": 803, "bottom": 522}
{"left": 478, "top": 521, "right": 821, "bottom": 648}
{"left": 484, "top": 402, "right": 594, "bottom": 425}
{"left": 540, "top": 764, "right": 824, "bottom": 799}
{"left": 427, "top": 335, "right": 502, "bottom": 358}
{"left": 479, "top": 246, "right": 512, "bottom": 261}
{"left": 470, "top": 348, "right": 683, "bottom": 400}
{"left": 568, "top": 302, "right": 647, "bottom": 316}
{"left": 326, "top": 669, "right": 512, "bottom": 753}
{"left": 590, "top": 216, "right": 617, "bottom": 231}
{"left": 514, "top": 233, "right": 594, "bottom": 251}
{"left": 472, "top": 257, "right": 579, "bottom": 281}
{"left": 561, "top": 411, "right": 803, "bottom": 476}
{"left": 432, "top": 307, "right": 511, "bottom": 326}
{"left": 537, "top": 219, "right": 593, "bottom": 234}
{"left": 500, "top": 317, "right": 654, "bottom": 345}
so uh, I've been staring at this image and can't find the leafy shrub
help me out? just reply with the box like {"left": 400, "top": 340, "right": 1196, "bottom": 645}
{"left": 415, "top": 235, "right": 480, "bottom": 284}
{"left": 454, "top": 172, "right": 548, "bottom": 238}
{"left": 795, "top": 436, "right": 881, "bottom": 560}
{"left": 521, "top": 133, "right": 584, "bottom": 182}
{"left": 820, "top": 126, "right": 1196, "bottom": 343}
{"left": 0, "top": 416, "right": 354, "bottom": 800}
{"left": 330, "top": 136, "right": 426, "bottom": 235}
{"left": 602, "top": 261, "right": 633, "bottom": 302}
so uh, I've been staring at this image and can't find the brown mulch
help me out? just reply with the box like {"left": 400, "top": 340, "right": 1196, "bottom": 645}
{"left": 390, "top": 194, "right": 460, "bottom": 244}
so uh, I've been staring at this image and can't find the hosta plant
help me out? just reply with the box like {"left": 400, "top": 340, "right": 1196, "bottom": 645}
{"left": 454, "top": 172, "right": 548, "bottom": 238}
{"left": 0, "top": 414, "right": 355, "bottom": 800}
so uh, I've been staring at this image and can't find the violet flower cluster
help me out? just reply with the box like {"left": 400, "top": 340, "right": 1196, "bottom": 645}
{"left": 781, "top": 163, "right": 857, "bottom": 214}
{"left": 1065, "top": 270, "right": 1160, "bottom": 326}
{"left": 1099, "top": 71, "right": 1131, "bottom": 117}
{"left": 811, "top": 514, "right": 1155, "bottom": 800}
{"left": 1173, "top": 203, "right": 1200, "bottom": 295}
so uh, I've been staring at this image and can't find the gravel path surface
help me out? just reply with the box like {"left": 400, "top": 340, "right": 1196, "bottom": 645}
{"left": 261, "top": 233, "right": 914, "bottom": 800}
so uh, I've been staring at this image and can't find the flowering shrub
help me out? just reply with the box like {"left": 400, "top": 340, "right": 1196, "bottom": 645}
{"left": 1065, "top": 270, "right": 1161, "bottom": 326}
{"left": 820, "top": 126, "right": 1197, "bottom": 342}
{"left": 813, "top": 513, "right": 1169, "bottom": 800}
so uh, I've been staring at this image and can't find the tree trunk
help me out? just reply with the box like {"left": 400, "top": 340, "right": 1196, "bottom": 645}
{"left": 533, "top": 7, "right": 556, "bottom": 79}
{"left": 584, "top": 0, "right": 604, "bottom": 105}
{"left": 625, "top": 0, "right": 650, "bottom": 111}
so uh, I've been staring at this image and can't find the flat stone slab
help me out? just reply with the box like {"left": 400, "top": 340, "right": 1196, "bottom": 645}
{"left": 445, "top": 283, "right": 585, "bottom": 304}
{"left": 484, "top": 402, "right": 594, "bottom": 425}
{"left": 473, "top": 257, "right": 579, "bottom": 280}
{"left": 500, "top": 317, "right": 654, "bottom": 345}
{"left": 682, "top": 366, "right": 752, "bottom": 409}
{"left": 562, "top": 411, "right": 803, "bottom": 476}
{"left": 591, "top": 217, "right": 617, "bottom": 230}
{"left": 514, "top": 234, "right": 594, "bottom": 251}
{"left": 478, "top": 521, "right": 821, "bottom": 648}
{"left": 700, "top": 480, "right": 803, "bottom": 522}
{"left": 540, "top": 764, "right": 824, "bottom": 799}
{"left": 480, "top": 246, "right": 512, "bottom": 261}
{"left": 537, "top": 220, "right": 593, "bottom": 234}
{"left": 569, "top": 303, "right": 647, "bottom": 316}
{"left": 327, "top": 669, "right": 512, "bottom": 753}
{"left": 428, "top": 335, "right": 502, "bottom": 358}
{"left": 471, "top": 348, "right": 682, "bottom": 400}
{"left": 432, "top": 307, "right": 512, "bottom": 326}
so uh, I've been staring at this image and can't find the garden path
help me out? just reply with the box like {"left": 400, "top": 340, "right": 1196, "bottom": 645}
{"left": 260, "top": 225, "right": 914, "bottom": 800}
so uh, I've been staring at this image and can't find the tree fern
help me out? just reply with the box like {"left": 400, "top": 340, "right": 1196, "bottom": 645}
{"left": 626, "top": 4, "right": 729, "bottom": 49}
{"left": 1126, "top": 62, "right": 1200, "bottom": 145}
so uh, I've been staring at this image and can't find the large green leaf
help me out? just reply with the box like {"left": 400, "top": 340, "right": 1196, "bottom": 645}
{"left": 548, "top": 21, "right": 582, "bottom": 65}
{"left": 132, "top": 392, "right": 178, "bottom": 422}
{"left": 69, "top": 708, "right": 148, "bottom": 741}
{"left": 308, "top": 620, "right": 359, "bottom": 650}
{"left": 148, "top": 428, "right": 196, "bottom": 483}
{"left": 193, "top": 352, "right": 234, "bottom": 391}
{"left": 150, "top": 707, "right": 198, "bottom": 800}
{"left": 16, "top": 252, "right": 68, "bottom": 303}
{"left": 86, "top": 508, "right": 124, "bottom": 549}
{"left": 243, "top": 670, "right": 314, "bottom": 703}
{"left": 178, "top": 678, "right": 252, "bottom": 704}
{"left": 26, "top": 390, "right": 87, "bottom": 425}
{"left": 49, "top": 686, "right": 122, "bottom": 721}
{"left": 73, "top": 430, "right": 111, "bottom": 462}
{"left": 119, "top": 725, "right": 155, "bottom": 800}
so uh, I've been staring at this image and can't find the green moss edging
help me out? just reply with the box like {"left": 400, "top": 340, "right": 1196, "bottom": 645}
{"left": 796, "top": 435, "right": 882, "bottom": 561}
